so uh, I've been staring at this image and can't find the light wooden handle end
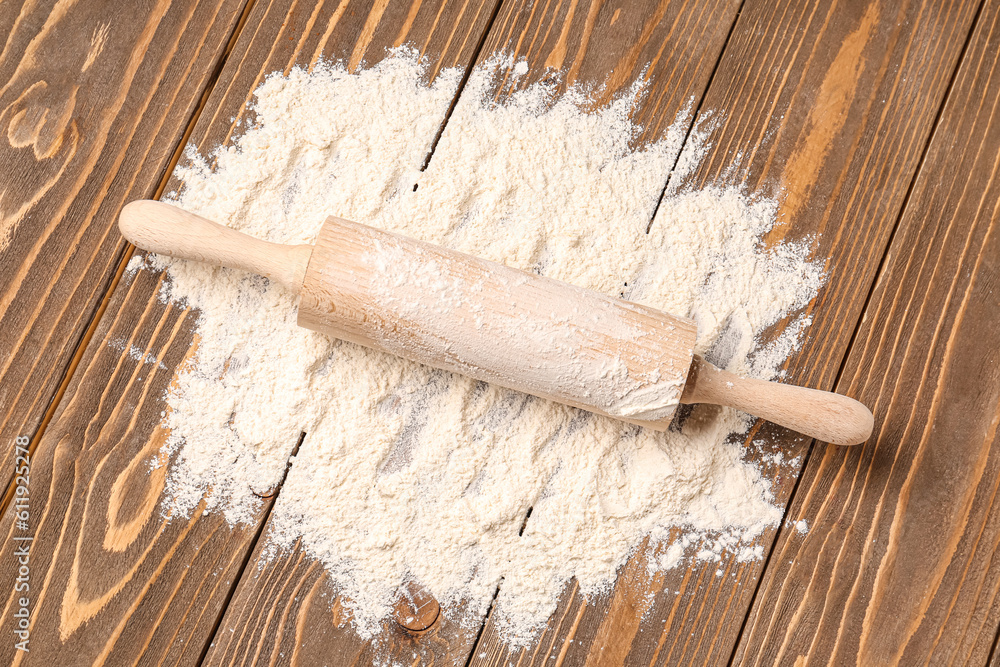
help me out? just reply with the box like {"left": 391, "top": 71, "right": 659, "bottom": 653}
{"left": 119, "top": 200, "right": 311, "bottom": 291}
{"left": 682, "top": 356, "right": 874, "bottom": 446}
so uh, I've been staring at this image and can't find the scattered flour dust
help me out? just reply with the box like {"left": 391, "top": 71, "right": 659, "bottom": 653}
{"left": 139, "top": 49, "right": 824, "bottom": 646}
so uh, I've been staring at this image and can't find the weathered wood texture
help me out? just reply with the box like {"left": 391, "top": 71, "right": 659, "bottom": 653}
{"left": 735, "top": 1, "right": 1000, "bottom": 663}
{"left": 0, "top": 266, "right": 272, "bottom": 666}
{"left": 181, "top": 0, "right": 501, "bottom": 162}
{"left": 0, "top": 1, "right": 496, "bottom": 665}
{"left": 479, "top": 0, "right": 742, "bottom": 145}
{"left": 203, "top": 532, "right": 484, "bottom": 666}
{"left": 0, "top": 0, "right": 249, "bottom": 496}
{"left": 5, "top": 1, "right": 998, "bottom": 665}
{"left": 469, "top": 0, "right": 984, "bottom": 664}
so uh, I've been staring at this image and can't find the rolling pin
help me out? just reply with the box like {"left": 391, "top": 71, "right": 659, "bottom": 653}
{"left": 118, "top": 200, "right": 874, "bottom": 446}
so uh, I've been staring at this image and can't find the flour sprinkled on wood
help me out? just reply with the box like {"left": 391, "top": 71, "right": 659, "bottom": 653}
{"left": 138, "top": 50, "right": 823, "bottom": 644}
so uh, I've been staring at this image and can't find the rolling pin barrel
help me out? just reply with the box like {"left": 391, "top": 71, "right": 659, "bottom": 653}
{"left": 299, "top": 216, "right": 699, "bottom": 428}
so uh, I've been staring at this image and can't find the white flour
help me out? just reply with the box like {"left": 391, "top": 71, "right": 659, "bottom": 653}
{"left": 140, "top": 50, "right": 824, "bottom": 645}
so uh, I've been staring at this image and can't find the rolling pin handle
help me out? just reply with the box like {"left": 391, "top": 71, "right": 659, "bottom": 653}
{"left": 681, "top": 356, "right": 874, "bottom": 446}
{"left": 118, "top": 200, "right": 312, "bottom": 291}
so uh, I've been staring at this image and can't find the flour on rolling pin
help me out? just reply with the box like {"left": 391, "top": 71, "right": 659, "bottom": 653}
{"left": 305, "top": 225, "right": 693, "bottom": 423}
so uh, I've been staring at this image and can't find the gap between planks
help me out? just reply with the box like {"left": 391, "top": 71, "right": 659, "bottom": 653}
{"left": 11, "top": 0, "right": 970, "bottom": 661}
{"left": 646, "top": 0, "right": 748, "bottom": 232}
{"left": 195, "top": 432, "right": 305, "bottom": 667}
{"left": 421, "top": 0, "right": 506, "bottom": 171}
{"left": 190, "top": 2, "right": 992, "bottom": 662}
{"left": 0, "top": 0, "right": 260, "bottom": 517}
{"left": 465, "top": 0, "right": 991, "bottom": 663}
{"left": 723, "top": 0, "right": 991, "bottom": 663}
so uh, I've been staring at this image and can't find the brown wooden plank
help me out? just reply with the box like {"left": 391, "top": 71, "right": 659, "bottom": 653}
{"left": 0, "top": 1, "right": 501, "bottom": 665}
{"left": 0, "top": 0, "right": 250, "bottom": 498}
{"left": 734, "top": 1, "right": 1000, "bottom": 662}
{"left": 0, "top": 264, "right": 270, "bottom": 666}
{"left": 479, "top": 0, "right": 742, "bottom": 145}
{"left": 468, "top": 0, "right": 984, "bottom": 664}
{"left": 200, "top": 1, "right": 747, "bottom": 665}
{"left": 180, "top": 0, "right": 501, "bottom": 164}
{"left": 203, "top": 532, "right": 489, "bottom": 665}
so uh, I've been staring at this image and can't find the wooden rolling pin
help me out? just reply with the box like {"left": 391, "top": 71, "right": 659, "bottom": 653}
{"left": 118, "top": 200, "right": 874, "bottom": 446}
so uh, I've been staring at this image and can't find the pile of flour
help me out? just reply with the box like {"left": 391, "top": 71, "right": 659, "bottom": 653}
{"left": 139, "top": 50, "right": 823, "bottom": 644}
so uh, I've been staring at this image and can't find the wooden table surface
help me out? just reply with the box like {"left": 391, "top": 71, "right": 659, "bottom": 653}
{"left": 2, "top": 0, "right": 999, "bottom": 665}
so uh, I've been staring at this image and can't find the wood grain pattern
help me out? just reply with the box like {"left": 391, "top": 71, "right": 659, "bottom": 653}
{"left": 0, "top": 0, "right": 249, "bottom": 498}
{"left": 735, "top": 0, "right": 1000, "bottom": 662}
{"left": 481, "top": 0, "right": 742, "bottom": 145}
{"left": 0, "top": 264, "right": 271, "bottom": 666}
{"left": 4, "top": 1, "right": 997, "bottom": 665}
{"left": 468, "top": 0, "right": 984, "bottom": 664}
{"left": 178, "top": 0, "right": 502, "bottom": 170}
{"left": 205, "top": 536, "right": 484, "bottom": 665}
{"left": 0, "top": 1, "right": 497, "bottom": 665}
